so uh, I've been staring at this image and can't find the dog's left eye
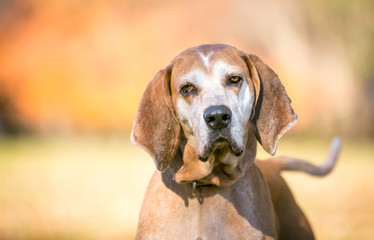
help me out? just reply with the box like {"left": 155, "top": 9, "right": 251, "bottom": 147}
{"left": 227, "top": 75, "right": 243, "bottom": 86}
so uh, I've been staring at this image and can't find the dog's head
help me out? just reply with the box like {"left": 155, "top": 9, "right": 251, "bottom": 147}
{"left": 131, "top": 44, "right": 297, "bottom": 175}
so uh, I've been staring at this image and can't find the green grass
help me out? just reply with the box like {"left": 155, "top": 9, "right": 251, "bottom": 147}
{"left": 0, "top": 135, "right": 373, "bottom": 239}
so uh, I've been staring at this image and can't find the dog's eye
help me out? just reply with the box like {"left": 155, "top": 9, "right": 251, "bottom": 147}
{"left": 227, "top": 75, "right": 243, "bottom": 86}
{"left": 180, "top": 83, "right": 197, "bottom": 95}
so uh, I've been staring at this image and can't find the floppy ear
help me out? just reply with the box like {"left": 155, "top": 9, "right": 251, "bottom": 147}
{"left": 131, "top": 66, "right": 181, "bottom": 171}
{"left": 242, "top": 54, "right": 297, "bottom": 155}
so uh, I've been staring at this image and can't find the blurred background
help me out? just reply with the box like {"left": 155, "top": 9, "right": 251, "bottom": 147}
{"left": 0, "top": 0, "right": 373, "bottom": 239}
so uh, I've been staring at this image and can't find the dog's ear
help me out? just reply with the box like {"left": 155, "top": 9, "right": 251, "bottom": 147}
{"left": 131, "top": 66, "right": 180, "bottom": 171}
{"left": 242, "top": 54, "right": 297, "bottom": 155}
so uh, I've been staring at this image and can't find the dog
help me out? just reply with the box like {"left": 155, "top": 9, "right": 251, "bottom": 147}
{"left": 131, "top": 44, "right": 341, "bottom": 239}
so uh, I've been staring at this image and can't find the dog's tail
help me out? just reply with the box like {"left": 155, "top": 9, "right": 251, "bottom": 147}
{"left": 268, "top": 137, "right": 342, "bottom": 176}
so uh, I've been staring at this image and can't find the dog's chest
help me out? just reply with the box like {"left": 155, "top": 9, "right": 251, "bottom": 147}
{"left": 136, "top": 170, "right": 276, "bottom": 240}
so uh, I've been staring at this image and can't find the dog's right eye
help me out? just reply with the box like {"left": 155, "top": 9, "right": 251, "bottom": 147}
{"left": 180, "top": 83, "right": 197, "bottom": 95}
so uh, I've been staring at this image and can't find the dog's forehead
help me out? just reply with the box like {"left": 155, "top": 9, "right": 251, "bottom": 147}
{"left": 171, "top": 45, "right": 247, "bottom": 83}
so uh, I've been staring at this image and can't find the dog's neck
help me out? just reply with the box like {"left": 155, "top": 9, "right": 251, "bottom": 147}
{"left": 169, "top": 129, "right": 258, "bottom": 187}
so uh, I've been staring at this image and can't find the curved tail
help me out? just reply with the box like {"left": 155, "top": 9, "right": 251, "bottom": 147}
{"left": 269, "top": 137, "right": 342, "bottom": 176}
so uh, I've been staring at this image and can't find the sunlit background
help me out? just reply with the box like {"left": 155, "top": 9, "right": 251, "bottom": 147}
{"left": 0, "top": 0, "right": 373, "bottom": 239}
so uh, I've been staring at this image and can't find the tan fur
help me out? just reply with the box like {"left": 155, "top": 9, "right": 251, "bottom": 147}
{"left": 131, "top": 67, "right": 180, "bottom": 171}
{"left": 175, "top": 142, "right": 214, "bottom": 183}
{"left": 131, "top": 44, "right": 339, "bottom": 240}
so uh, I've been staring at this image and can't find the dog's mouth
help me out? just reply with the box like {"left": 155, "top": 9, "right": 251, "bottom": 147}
{"left": 197, "top": 131, "right": 243, "bottom": 162}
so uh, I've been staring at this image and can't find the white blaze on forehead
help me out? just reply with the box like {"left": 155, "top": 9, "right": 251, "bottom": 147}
{"left": 198, "top": 51, "right": 213, "bottom": 69}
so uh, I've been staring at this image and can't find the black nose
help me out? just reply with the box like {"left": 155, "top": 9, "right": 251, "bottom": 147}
{"left": 203, "top": 105, "right": 232, "bottom": 129}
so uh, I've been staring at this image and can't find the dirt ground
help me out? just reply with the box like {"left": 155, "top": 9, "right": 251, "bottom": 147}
{"left": 0, "top": 135, "right": 372, "bottom": 239}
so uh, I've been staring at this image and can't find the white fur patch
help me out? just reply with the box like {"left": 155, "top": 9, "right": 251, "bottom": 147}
{"left": 228, "top": 80, "right": 253, "bottom": 150}
{"left": 198, "top": 51, "right": 213, "bottom": 69}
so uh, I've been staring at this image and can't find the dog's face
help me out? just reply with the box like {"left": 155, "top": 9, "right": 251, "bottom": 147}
{"left": 131, "top": 44, "right": 297, "bottom": 174}
{"left": 170, "top": 46, "right": 255, "bottom": 162}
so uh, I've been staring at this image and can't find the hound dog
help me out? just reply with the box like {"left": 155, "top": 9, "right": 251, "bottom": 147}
{"left": 131, "top": 44, "right": 341, "bottom": 240}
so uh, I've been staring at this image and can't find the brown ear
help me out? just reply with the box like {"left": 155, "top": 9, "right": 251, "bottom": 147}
{"left": 243, "top": 54, "right": 297, "bottom": 155}
{"left": 131, "top": 67, "right": 180, "bottom": 171}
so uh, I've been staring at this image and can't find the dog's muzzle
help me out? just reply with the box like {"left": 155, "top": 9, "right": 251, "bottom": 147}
{"left": 197, "top": 105, "right": 243, "bottom": 161}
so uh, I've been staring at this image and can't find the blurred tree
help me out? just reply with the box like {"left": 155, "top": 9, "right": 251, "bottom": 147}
{"left": 0, "top": 0, "right": 373, "bottom": 137}
{"left": 0, "top": 92, "right": 25, "bottom": 134}
{"left": 319, "top": 0, "right": 374, "bottom": 137}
